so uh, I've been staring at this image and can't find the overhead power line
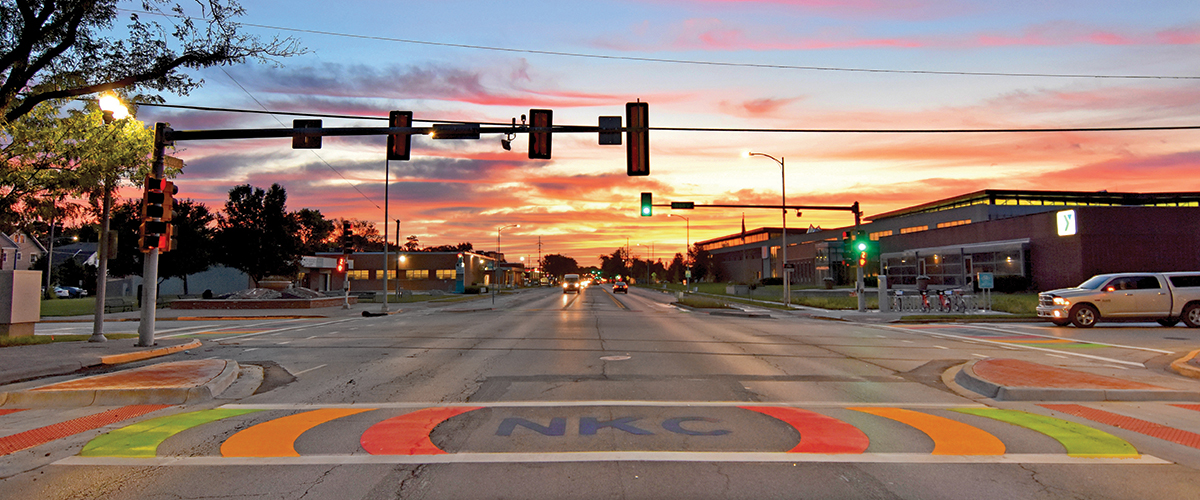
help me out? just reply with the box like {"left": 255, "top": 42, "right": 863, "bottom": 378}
{"left": 119, "top": 8, "right": 1200, "bottom": 81}
{"left": 135, "top": 102, "right": 1200, "bottom": 134}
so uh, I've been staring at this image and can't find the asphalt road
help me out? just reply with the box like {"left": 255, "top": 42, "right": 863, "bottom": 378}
{"left": 6, "top": 286, "right": 1200, "bottom": 499}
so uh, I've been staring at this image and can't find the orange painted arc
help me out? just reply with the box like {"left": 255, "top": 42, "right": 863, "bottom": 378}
{"left": 849, "top": 407, "right": 1005, "bottom": 455}
{"left": 740, "top": 406, "right": 869, "bottom": 454}
{"left": 222, "top": 408, "right": 374, "bottom": 457}
{"left": 361, "top": 407, "right": 483, "bottom": 455}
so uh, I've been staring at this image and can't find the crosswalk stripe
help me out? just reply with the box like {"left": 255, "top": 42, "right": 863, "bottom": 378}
{"left": 850, "top": 407, "right": 1005, "bottom": 455}
{"left": 222, "top": 408, "right": 375, "bottom": 457}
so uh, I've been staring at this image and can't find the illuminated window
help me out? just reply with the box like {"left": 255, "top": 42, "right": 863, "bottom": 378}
{"left": 347, "top": 270, "right": 370, "bottom": 280}
{"left": 436, "top": 269, "right": 456, "bottom": 279}
{"left": 408, "top": 269, "right": 430, "bottom": 279}
{"left": 936, "top": 219, "right": 971, "bottom": 229}
{"left": 869, "top": 230, "right": 892, "bottom": 240}
{"left": 899, "top": 225, "right": 928, "bottom": 234}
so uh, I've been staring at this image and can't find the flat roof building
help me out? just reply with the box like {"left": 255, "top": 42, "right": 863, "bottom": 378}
{"left": 696, "top": 190, "right": 1200, "bottom": 291}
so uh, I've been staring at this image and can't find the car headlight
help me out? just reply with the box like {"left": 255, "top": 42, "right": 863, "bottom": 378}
{"left": 1052, "top": 297, "right": 1069, "bottom": 306}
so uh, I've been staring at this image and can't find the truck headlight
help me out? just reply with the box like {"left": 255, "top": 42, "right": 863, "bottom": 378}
{"left": 1053, "top": 297, "right": 1069, "bottom": 306}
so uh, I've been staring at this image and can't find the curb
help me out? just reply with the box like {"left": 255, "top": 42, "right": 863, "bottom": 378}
{"left": 954, "top": 359, "right": 1200, "bottom": 402}
{"left": 1170, "top": 349, "right": 1200, "bottom": 379}
{"left": 0, "top": 359, "right": 240, "bottom": 408}
{"left": 100, "top": 339, "right": 202, "bottom": 365}
{"left": 709, "top": 310, "right": 773, "bottom": 318}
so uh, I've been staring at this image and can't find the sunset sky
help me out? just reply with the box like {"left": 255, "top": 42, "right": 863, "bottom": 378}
{"left": 125, "top": 0, "right": 1200, "bottom": 266}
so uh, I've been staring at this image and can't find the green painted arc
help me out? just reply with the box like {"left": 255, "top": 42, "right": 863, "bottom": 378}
{"left": 81, "top": 409, "right": 261, "bottom": 458}
{"left": 951, "top": 408, "right": 1138, "bottom": 458}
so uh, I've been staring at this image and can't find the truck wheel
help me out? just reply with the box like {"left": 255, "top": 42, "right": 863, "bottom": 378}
{"left": 1157, "top": 318, "right": 1180, "bottom": 327}
{"left": 1069, "top": 304, "right": 1099, "bottom": 328}
{"left": 1183, "top": 303, "right": 1200, "bottom": 328}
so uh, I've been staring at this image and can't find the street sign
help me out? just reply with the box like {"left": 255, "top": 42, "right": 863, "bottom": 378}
{"left": 670, "top": 202, "right": 695, "bottom": 210}
{"left": 598, "top": 116, "right": 621, "bottom": 145}
{"left": 977, "top": 272, "right": 995, "bottom": 290}
{"left": 432, "top": 123, "right": 480, "bottom": 140}
{"left": 784, "top": 263, "right": 795, "bottom": 269}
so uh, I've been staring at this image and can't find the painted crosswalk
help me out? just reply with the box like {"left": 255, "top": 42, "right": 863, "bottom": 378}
{"left": 5, "top": 402, "right": 1189, "bottom": 466}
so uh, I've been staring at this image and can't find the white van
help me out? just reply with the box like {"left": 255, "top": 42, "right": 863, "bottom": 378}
{"left": 562, "top": 274, "right": 581, "bottom": 293}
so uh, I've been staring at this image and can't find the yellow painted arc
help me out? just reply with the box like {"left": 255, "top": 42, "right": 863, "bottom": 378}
{"left": 221, "top": 408, "right": 374, "bottom": 457}
{"left": 849, "top": 407, "right": 1005, "bottom": 456}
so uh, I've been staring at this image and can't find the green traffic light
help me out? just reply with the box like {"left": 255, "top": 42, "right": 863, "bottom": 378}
{"left": 856, "top": 242, "right": 867, "bottom": 252}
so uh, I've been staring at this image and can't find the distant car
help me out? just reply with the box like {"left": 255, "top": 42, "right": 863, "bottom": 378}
{"left": 612, "top": 281, "right": 628, "bottom": 294}
{"left": 64, "top": 286, "right": 87, "bottom": 298}
{"left": 53, "top": 286, "right": 71, "bottom": 298}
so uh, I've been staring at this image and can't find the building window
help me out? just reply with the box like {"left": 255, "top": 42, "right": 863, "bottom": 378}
{"left": 869, "top": 230, "right": 892, "bottom": 240}
{"left": 936, "top": 219, "right": 971, "bottom": 229}
{"left": 408, "top": 269, "right": 430, "bottom": 279}
{"left": 899, "top": 225, "right": 928, "bottom": 234}
{"left": 436, "top": 269, "right": 456, "bottom": 279}
{"left": 347, "top": 270, "right": 370, "bottom": 280}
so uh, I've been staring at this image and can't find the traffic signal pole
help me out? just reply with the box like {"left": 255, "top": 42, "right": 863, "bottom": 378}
{"left": 854, "top": 202, "right": 865, "bottom": 312}
{"left": 137, "top": 123, "right": 168, "bottom": 347}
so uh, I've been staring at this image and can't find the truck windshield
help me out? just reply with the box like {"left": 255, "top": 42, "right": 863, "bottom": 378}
{"left": 1077, "top": 276, "right": 1109, "bottom": 290}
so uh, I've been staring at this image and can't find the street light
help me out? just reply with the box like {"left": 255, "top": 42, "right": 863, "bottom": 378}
{"left": 668, "top": 214, "right": 690, "bottom": 284}
{"left": 745, "top": 151, "right": 789, "bottom": 307}
{"left": 497, "top": 224, "right": 519, "bottom": 288}
{"left": 90, "top": 93, "right": 133, "bottom": 343}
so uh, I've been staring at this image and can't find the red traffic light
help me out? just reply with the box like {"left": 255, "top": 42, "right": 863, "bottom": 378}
{"left": 387, "top": 111, "right": 412, "bottom": 161}
{"left": 336, "top": 257, "right": 346, "bottom": 273}
{"left": 528, "top": 109, "right": 552, "bottom": 159}
{"left": 626, "top": 102, "right": 649, "bottom": 176}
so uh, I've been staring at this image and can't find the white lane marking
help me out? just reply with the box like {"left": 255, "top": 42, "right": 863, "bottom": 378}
{"left": 933, "top": 345, "right": 949, "bottom": 350}
{"left": 216, "top": 319, "right": 358, "bottom": 342}
{"left": 292, "top": 364, "right": 327, "bottom": 376}
{"left": 219, "top": 401, "right": 990, "bottom": 410}
{"left": 159, "top": 319, "right": 311, "bottom": 339}
{"left": 972, "top": 353, "right": 988, "bottom": 358}
{"left": 242, "top": 348, "right": 259, "bottom": 352}
{"left": 964, "top": 325, "right": 1174, "bottom": 355}
{"left": 275, "top": 341, "right": 291, "bottom": 345}
{"left": 1045, "top": 353, "right": 1068, "bottom": 359}
{"left": 55, "top": 453, "right": 1169, "bottom": 467}
{"left": 873, "top": 325, "right": 1145, "bottom": 367}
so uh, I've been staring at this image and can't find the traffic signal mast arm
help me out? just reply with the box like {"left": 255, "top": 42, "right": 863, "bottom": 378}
{"left": 653, "top": 202, "right": 859, "bottom": 213}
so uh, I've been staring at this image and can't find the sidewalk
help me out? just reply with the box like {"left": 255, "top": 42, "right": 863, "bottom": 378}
{"left": 955, "top": 358, "right": 1200, "bottom": 402}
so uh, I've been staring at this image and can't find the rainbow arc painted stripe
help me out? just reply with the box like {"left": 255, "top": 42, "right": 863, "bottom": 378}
{"left": 70, "top": 404, "right": 1145, "bottom": 459}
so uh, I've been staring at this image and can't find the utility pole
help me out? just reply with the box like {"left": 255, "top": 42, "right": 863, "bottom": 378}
{"left": 854, "top": 202, "right": 865, "bottom": 312}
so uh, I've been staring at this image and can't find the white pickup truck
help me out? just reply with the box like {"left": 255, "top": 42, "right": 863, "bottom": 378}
{"left": 1037, "top": 272, "right": 1200, "bottom": 328}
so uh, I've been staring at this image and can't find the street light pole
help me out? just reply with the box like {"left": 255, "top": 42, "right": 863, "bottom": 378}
{"left": 747, "top": 152, "right": 789, "bottom": 307}
{"left": 668, "top": 214, "right": 690, "bottom": 284}
{"left": 382, "top": 158, "right": 390, "bottom": 313}
{"left": 497, "top": 224, "right": 519, "bottom": 289}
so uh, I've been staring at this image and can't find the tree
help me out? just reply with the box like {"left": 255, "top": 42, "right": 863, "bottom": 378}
{"left": 540, "top": 254, "right": 578, "bottom": 277}
{"left": 424, "top": 242, "right": 472, "bottom": 252}
{"left": 1, "top": 99, "right": 155, "bottom": 232}
{"left": 215, "top": 183, "right": 301, "bottom": 286}
{"left": 159, "top": 199, "right": 216, "bottom": 293}
{"left": 599, "top": 247, "right": 630, "bottom": 280}
{"left": 688, "top": 244, "right": 716, "bottom": 282}
{"left": 667, "top": 253, "right": 686, "bottom": 283}
{"left": 0, "top": 0, "right": 303, "bottom": 123}
{"left": 294, "top": 208, "right": 334, "bottom": 255}
{"left": 403, "top": 235, "right": 420, "bottom": 251}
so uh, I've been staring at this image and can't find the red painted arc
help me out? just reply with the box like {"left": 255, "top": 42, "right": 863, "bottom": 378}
{"left": 361, "top": 407, "right": 483, "bottom": 455}
{"left": 740, "top": 406, "right": 869, "bottom": 454}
